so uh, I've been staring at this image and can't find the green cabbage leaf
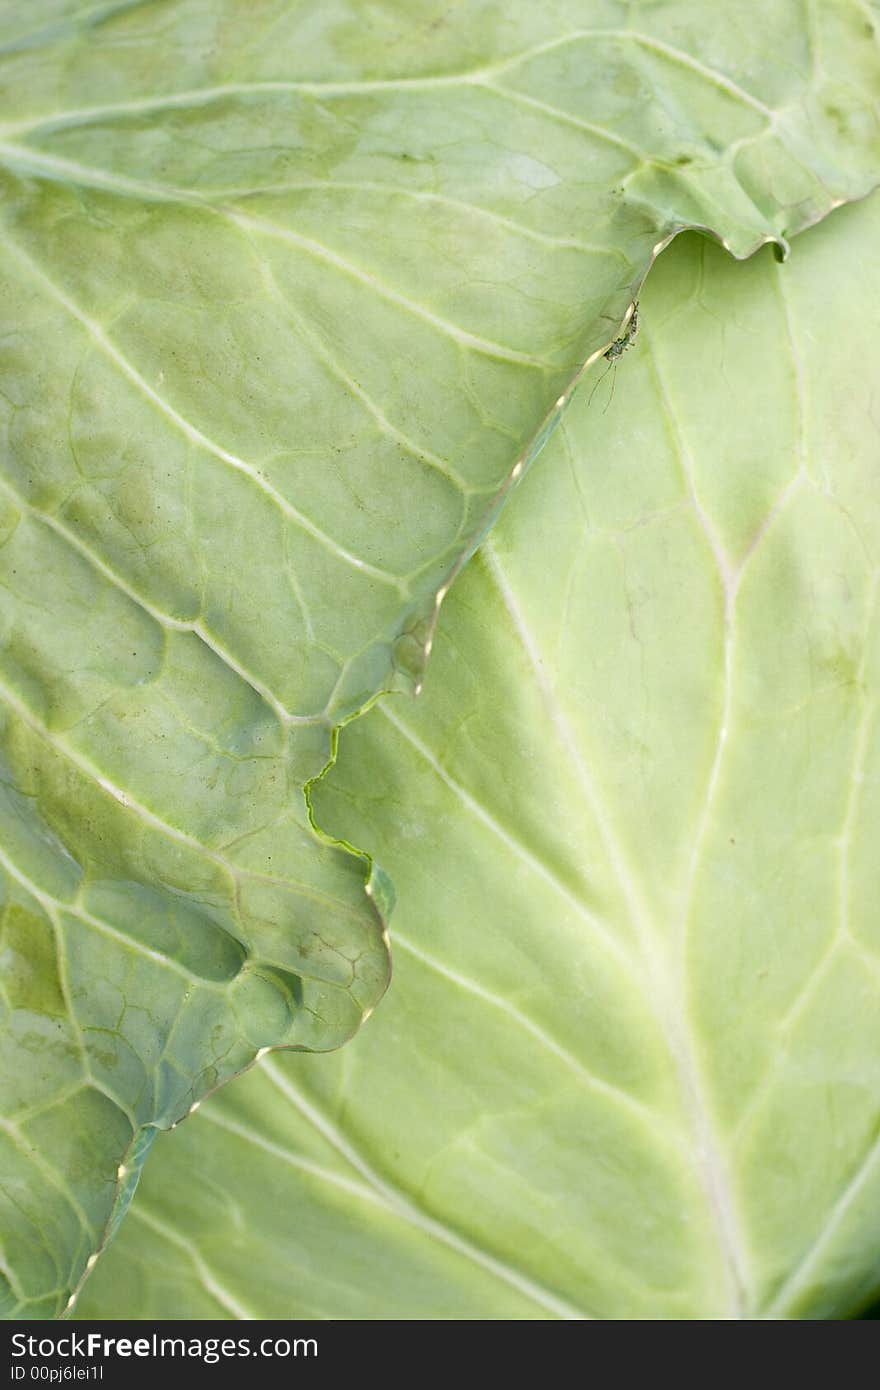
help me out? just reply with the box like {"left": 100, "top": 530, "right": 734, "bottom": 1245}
{"left": 82, "top": 187, "right": 880, "bottom": 1320}
{"left": 1, "top": 0, "right": 879, "bottom": 1317}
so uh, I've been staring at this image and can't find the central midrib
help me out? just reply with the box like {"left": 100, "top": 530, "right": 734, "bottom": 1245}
{"left": 481, "top": 538, "right": 751, "bottom": 1318}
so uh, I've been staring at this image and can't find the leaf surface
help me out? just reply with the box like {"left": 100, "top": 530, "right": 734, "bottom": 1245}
{"left": 81, "top": 187, "right": 880, "bottom": 1320}
{"left": 2, "top": 0, "right": 880, "bottom": 1316}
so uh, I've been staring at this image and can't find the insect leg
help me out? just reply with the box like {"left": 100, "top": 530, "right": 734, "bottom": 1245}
{"left": 588, "top": 360, "right": 613, "bottom": 408}
{"left": 602, "top": 362, "right": 618, "bottom": 414}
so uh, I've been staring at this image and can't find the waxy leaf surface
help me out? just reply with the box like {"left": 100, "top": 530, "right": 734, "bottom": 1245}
{"left": 2, "top": 0, "right": 879, "bottom": 1316}
{"left": 82, "top": 188, "right": 880, "bottom": 1321}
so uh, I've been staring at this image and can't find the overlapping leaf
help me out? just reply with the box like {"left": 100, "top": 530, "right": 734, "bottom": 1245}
{"left": 81, "top": 188, "right": 880, "bottom": 1320}
{"left": 2, "top": 0, "right": 880, "bottom": 1317}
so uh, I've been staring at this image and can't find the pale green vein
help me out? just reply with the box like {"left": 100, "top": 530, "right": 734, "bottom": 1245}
{"left": 0, "top": 26, "right": 777, "bottom": 141}
{"left": 393, "top": 930, "right": 680, "bottom": 1138}
{"left": 198, "top": 1100, "right": 653, "bottom": 1318}
{"left": 228, "top": 180, "right": 626, "bottom": 256}
{"left": 240, "top": 241, "right": 474, "bottom": 494}
{"left": 638, "top": 337, "right": 739, "bottom": 938}
{"left": 477, "top": 81, "right": 647, "bottom": 161}
{"left": 377, "top": 702, "right": 634, "bottom": 973}
{"left": 0, "top": 1247, "right": 26, "bottom": 1304}
{"left": 0, "top": 77, "right": 489, "bottom": 140}
{"left": 636, "top": 342, "right": 756, "bottom": 1312}
{"left": 0, "top": 838, "right": 216, "bottom": 985}
{"left": 11, "top": 1077, "right": 123, "bottom": 1130}
{"left": 259, "top": 1056, "right": 591, "bottom": 1320}
{"left": 196, "top": 1105, "right": 381, "bottom": 1205}
{"left": 0, "top": 140, "right": 550, "bottom": 365}
{"left": 0, "top": 835, "right": 93, "bottom": 1074}
{"left": 0, "top": 220, "right": 403, "bottom": 587}
{"left": 0, "top": 1116, "right": 94, "bottom": 1250}
{"left": 480, "top": 540, "right": 659, "bottom": 948}
{"left": 0, "top": 675, "right": 368, "bottom": 928}
{"left": 228, "top": 207, "right": 552, "bottom": 367}
{"left": 0, "top": 475, "right": 321, "bottom": 729}
{"left": 0, "top": 856, "right": 156, "bottom": 1125}
{"left": 731, "top": 574, "right": 880, "bottom": 1147}
{"left": 0, "top": 860, "right": 94, "bottom": 1091}
{"left": 481, "top": 30, "right": 777, "bottom": 120}
{"left": 836, "top": 581, "right": 880, "bottom": 942}
{"left": 763, "top": 1123, "right": 880, "bottom": 1318}
{"left": 618, "top": 30, "right": 776, "bottom": 119}
{"left": 481, "top": 537, "right": 752, "bottom": 1318}
{"left": 125, "top": 1205, "right": 257, "bottom": 1320}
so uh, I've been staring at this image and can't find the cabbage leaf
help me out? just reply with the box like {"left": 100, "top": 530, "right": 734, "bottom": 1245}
{"left": 81, "top": 186, "right": 880, "bottom": 1320}
{"left": 2, "top": 0, "right": 880, "bottom": 1317}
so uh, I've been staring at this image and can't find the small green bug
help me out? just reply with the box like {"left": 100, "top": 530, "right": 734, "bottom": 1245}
{"left": 589, "top": 301, "right": 640, "bottom": 411}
